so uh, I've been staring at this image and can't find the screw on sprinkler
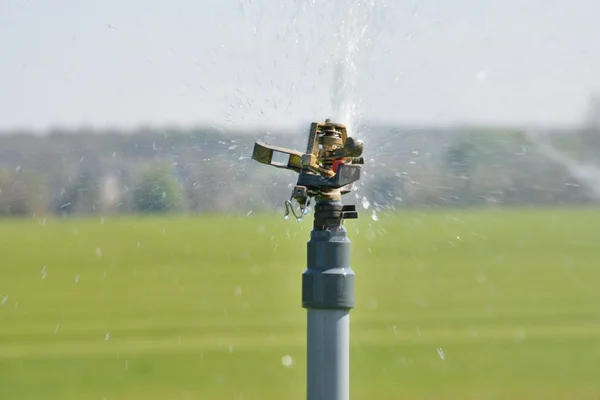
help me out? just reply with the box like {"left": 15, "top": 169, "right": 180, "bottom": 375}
{"left": 251, "top": 119, "right": 365, "bottom": 221}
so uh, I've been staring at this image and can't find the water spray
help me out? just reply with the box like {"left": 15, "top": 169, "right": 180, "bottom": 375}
{"left": 252, "top": 119, "right": 365, "bottom": 400}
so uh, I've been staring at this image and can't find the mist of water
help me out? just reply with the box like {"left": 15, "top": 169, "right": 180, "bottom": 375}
{"left": 524, "top": 130, "right": 600, "bottom": 198}
{"left": 245, "top": 0, "right": 385, "bottom": 216}
{"left": 322, "top": 0, "right": 385, "bottom": 219}
{"left": 329, "top": 0, "right": 381, "bottom": 135}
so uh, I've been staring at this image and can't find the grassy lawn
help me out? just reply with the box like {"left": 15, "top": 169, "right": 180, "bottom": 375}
{"left": 1, "top": 207, "right": 600, "bottom": 399}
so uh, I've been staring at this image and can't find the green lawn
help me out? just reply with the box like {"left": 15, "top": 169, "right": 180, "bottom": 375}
{"left": 1, "top": 207, "right": 600, "bottom": 399}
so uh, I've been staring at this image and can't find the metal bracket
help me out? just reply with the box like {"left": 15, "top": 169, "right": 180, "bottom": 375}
{"left": 252, "top": 142, "right": 303, "bottom": 173}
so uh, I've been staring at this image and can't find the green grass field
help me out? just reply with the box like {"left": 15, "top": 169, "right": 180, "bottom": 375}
{"left": 1, "top": 207, "right": 600, "bottom": 399}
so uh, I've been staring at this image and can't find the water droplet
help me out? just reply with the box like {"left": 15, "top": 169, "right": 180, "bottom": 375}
{"left": 0, "top": 295, "right": 8, "bottom": 305}
{"left": 391, "top": 325, "right": 398, "bottom": 335}
{"left": 41, "top": 271, "right": 47, "bottom": 280}
{"left": 416, "top": 327, "right": 422, "bottom": 337}
{"left": 100, "top": 217, "right": 105, "bottom": 224}
{"left": 162, "top": 228, "right": 166, "bottom": 236}
{"left": 437, "top": 348, "right": 446, "bottom": 360}
{"left": 371, "top": 212, "right": 379, "bottom": 221}
{"left": 54, "top": 324, "right": 60, "bottom": 333}
{"left": 105, "top": 332, "right": 111, "bottom": 341}
{"left": 281, "top": 355, "right": 293, "bottom": 367}
{"left": 404, "top": 30, "right": 417, "bottom": 40}
{"left": 246, "top": 210, "right": 253, "bottom": 216}
{"left": 96, "top": 248, "right": 102, "bottom": 257}
{"left": 284, "top": 215, "right": 290, "bottom": 220}
{"left": 229, "top": 344, "right": 234, "bottom": 353}
{"left": 361, "top": 197, "right": 371, "bottom": 209}
{"left": 162, "top": 191, "right": 166, "bottom": 199}
{"left": 137, "top": 241, "right": 141, "bottom": 249}
{"left": 125, "top": 360, "right": 129, "bottom": 370}
{"left": 75, "top": 275, "right": 79, "bottom": 283}
{"left": 234, "top": 286, "right": 242, "bottom": 296}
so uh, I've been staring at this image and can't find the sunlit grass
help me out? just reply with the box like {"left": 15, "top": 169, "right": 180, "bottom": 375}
{"left": 1, "top": 207, "right": 600, "bottom": 399}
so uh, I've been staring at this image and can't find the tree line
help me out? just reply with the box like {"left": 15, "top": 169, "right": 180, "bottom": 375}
{"left": 0, "top": 121, "right": 598, "bottom": 218}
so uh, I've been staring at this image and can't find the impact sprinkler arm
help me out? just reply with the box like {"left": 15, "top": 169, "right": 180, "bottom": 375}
{"left": 252, "top": 119, "right": 364, "bottom": 400}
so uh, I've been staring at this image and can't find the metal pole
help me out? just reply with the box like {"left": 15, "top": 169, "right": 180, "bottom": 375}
{"left": 302, "top": 199, "right": 355, "bottom": 400}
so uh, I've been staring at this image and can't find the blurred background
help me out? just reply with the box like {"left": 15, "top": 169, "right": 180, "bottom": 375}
{"left": 2, "top": 1, "right": 600, "bottom": 399}
{"left": 1, "top": 0, "right": 600, "bottom": 215}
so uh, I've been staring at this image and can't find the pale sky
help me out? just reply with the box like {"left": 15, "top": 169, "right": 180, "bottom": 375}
{"left": 1, "top": 0, "right": 599, "bottom": 131}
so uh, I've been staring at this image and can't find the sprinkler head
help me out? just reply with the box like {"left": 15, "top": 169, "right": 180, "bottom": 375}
{"left": 252, "top": 119, "right": 364, "bottom": 219}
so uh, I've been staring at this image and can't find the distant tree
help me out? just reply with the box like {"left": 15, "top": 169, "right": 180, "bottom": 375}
{"left": 57, "top": 166, "right": 101, "bottom": 215}
{"left": 0, "top": 168, "right": 47, "bottom": 217}
{"left": 442, "top": 136, "right": 476, "bottom": 205}
{"left": 132, "top": 163, "right": 184, "bottom": 213}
